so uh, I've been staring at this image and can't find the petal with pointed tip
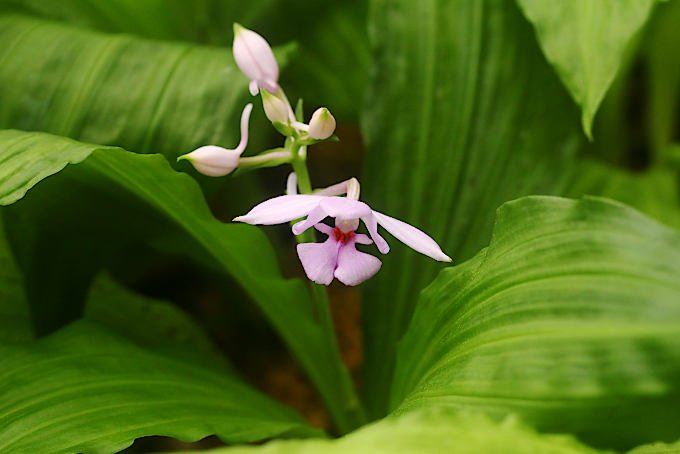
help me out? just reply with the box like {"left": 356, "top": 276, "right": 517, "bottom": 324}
{"left": 234, "top": 195, "right": 324, "bottom": 225}
{"left": 373, "top": 211, "right": 452, "bottom": 262}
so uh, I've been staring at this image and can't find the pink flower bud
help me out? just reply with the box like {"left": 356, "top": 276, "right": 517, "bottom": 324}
{"left": 232, "top": 23, "right": 279, "bottom": 96}
{"left": 261, "top": 90, "right": 294, "bottom": 124}
{"left": 308, "top": 107, "right": 336, "bottom": 140}
{"left": 177, "top": 104, "right": 252, "bottom": 177}
{"left": 178, "top": 146, "right": 241, "bottom": 177}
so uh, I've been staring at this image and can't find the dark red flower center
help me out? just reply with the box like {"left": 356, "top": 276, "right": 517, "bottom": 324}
{"left": 332, "top": 227, "right": 355, "bottom": 244}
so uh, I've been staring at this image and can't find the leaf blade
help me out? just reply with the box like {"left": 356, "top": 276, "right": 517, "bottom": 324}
{"left": 516, "top": 0, "right": 656, "bottom": 138}
{"left": 361, "top": 0, "right": 582, "bottom": 417}
{"left": 0, "top": 129, "right": 359, "bottom": 433}
{"left": 392, "top": 196, "right": 680, "bottom": 449}
{"left": 0, "top": 321, "right": 319, "bottom": 454}
{"left": 194, "top": 407, "right": 603, "bottom": 454}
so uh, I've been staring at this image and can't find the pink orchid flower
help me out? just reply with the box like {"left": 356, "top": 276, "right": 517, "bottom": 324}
{"left": 234, "top": 177, "right": 451, "bottom": 286}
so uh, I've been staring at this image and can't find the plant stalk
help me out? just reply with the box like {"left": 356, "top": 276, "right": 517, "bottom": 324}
{"left": 289, "top": 143, "right": 366, "bottom": 433}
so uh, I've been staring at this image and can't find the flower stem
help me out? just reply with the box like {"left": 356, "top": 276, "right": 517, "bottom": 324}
{"left": 289, "top": 144, "right": 366, "bottom": 433}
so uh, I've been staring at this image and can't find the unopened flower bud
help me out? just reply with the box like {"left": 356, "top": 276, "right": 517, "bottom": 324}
{"left": 308, "top": 107, "right": 336, "bottom": 140}
{"left": 232, "top": 23, "right": 279, "bottom": 96}
{"left": 261, "top": 90, "right": 294, "bottom": 125}
{"left": 178, "top": 146, "right": 241, "bottom": 177}
{"left": 177, "top": 103, "right": 252, "bottom": 177}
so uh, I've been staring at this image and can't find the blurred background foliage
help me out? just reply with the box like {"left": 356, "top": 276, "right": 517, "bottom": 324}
{"left": 0, "top": 0, "right": 678, "bottom": 452}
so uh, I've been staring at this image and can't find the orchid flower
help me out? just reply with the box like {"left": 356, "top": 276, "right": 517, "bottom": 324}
{"left": 232, "top": 24, "right": 279, "bottom": 96}
{"left": 178, "top": 103, "right": 252, "bottom": 176}
{"left": 234, "top": 176, "right": 451, "bottom": 286}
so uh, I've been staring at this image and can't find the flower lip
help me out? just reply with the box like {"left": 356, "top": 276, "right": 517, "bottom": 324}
{"left": 332, "top": 227, "right": 355, "bottom": 244}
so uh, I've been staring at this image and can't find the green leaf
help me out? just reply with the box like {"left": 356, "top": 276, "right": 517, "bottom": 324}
{"left": 85, "top": 273, "right": 233, "bottom": 372}
{"left": 0, "top": 321, "right": 320, "bottom": 453}
{"left": 360, "top": 0, "right": 582, "bottom": 417}
{"left": 0, "top": 213, "right": 31, "bottom": 342}
{"left": 516, "top": 0, "right": 656, "bottom": 139}
{"left": 196, "top": 408, "right": 602, "bottom": 454}
{"left": 0, "top": 1, "right": 369, "bottom": 121}
{"left": 0, "top": 14, "right": 291, "bottom": 161}
{"left": 392, "top": 196, "right": 680, "bottom": 449}
{"left": 0, "top": 129, "right": 361, "bottom": 433}
{"left": 564, "top": 160, "right": 680, "bottom": 230}
{"left": 628, "top": 439, "right": 680, "bottom": 454}
{"left": 642, "top": 0, "right": 680, "bottom": 161}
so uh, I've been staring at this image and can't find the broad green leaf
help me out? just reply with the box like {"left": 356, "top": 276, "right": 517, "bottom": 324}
{"left": 0, "top": 1, "right": 370, "bottom": 122}
{"left": 0, "top": 321, "right": 320, "bottom": 453}
{"left": 516, "top": 0, "right": 656, "bottom": 138}
{"left": 0, "top": 15, "right": 290, "bottom": 161}
{"left": 629, "top": 439, "right": 680, "bottom": 454}
{"left": 198, "top": 408, "right": 602, "bottom": 454}
{"left": 564, "top": 160, "right": 680, "bottom": 229}
{"left": 0, "top": 0, "right": 270, "bottom": 44}
{"left": 642, "top": 0, "right": 680, "bottom": 161}
{"left": 361, "top": 0, "right": 582, "bottom": 417}
{"left": 0, "top": 129, "right": 361, "bottom": 433}
{"left": 85, "top": 273, "right": 233, "bottom": 372}
{"left": 0, "top": 213, "right": 31, "bottom": 342}
{"left": 392, "top": 196, "right": 680, "bottom": 449}
{"left": 0, "top": 0, "right": 195, "bottom": 40}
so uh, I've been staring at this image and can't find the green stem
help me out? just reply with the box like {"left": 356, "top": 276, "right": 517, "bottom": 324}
{"left": 289, "top": 144, "right": 366, "bottom": 433}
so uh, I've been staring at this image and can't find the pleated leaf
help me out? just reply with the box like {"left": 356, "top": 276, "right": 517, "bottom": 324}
{"left": 0, "top": 14, "right": 288, "bottom": 160}
{"left": 392, "top": 196, "right": 680, "bottom": 450}
{"left": 0, "top": 129, "right": 359, "bottom": 433}
{"left": 564, "top": 160, "right": 680, "bottom": 230}
{"left": 197, "top": 408, "right": 602, "bottom": 454}
{"left": 0, "top": 213, "right": 31, "bottom": 342}
{"left": 84, "top": 273, "right": 234, "bottom": 372}
{"left": 360, "top": 0, "right": 582, "bottom": 416}
{"left": 0, "top": 321, "right": 319, "bottom": 454}
{"left": 516, "top": 0, "right": 656, "bottom": 138}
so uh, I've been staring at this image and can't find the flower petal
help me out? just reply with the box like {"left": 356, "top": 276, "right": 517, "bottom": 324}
{"left": 292, "top": 205, "right": 328, "bottom": 235}
{"left": 362, "top": 213, "right": 390, "bottom": 254}
{"left": 355, "top": 233, "right": 372, "bottom": 245}
{"left": 248, "top": 80, "right": 259, "bottom": 96}
{"left": 286, "top": 172, "right": 298, "bottom": 195}
{"left": 373, "top": 210, "right": 452, "bottom": 262}
{"left": 233, "top": 103, "right": 253, "bottom": 155}
{"left": 334, "top": 242, "right": 382, "bottom": 286}
{"left": 314, "top": 223, "right": 333, "bottom": 235}
{"left": 319, "top": 197, "right": 372, "bottom": 219}
{"left": 297, "top": 238, "right": 340, "bottom": 286}
{"left": 233, "top": 195, "right": 324, "bottom": 225}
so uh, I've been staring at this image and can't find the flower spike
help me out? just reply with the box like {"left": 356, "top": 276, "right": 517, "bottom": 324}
{"left": 178, "top": 103, "right": 253, "bottom": 177}
{"left": 232, "top": 23, "right": 279, "bottom": 96}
